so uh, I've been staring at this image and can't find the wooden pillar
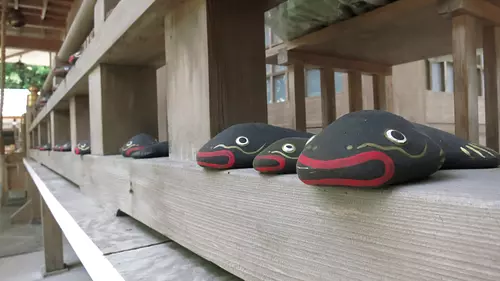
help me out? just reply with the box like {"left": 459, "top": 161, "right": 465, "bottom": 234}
{"left": 46, "top": 120, "right": 51, "bottom": 145}
{"left": 50, "top": 110, "right": 70, "bottom": 146}
{"left": 288, "top": 63, "right": 306, "bottom": 131}
{"left": 373, "top": 74, "right": 388, "bottom": 111}
{"left": 320, "top": 67, "right": 335, "bottom": 127}
{"left": 94, "top": 0, "right": 121, "bottom": 33}
{"left": 452, "top": 14, "right": 479, "bottom": 142}
{"left": 156, "top": 65, "right": 168, "bottom": 142}
{"left": 89, "top": 64, "right": 158, "bottom": 155}
{"left": 41, "top": 200, "right": 65, "bottom": 273}
{"left": 28, "top": 174, "right": 41, "bottom": 223}
{"left": 348, "top": 71, "right": 363, "bottom": 112}
{"left": 483, "top": 26, "right": 500, "bottom": 151}
{"left": 164, "top": 0, "right": 267, "bottom": 161}
{"left": 69, "top": 96, "right": 90, "bottom": 150}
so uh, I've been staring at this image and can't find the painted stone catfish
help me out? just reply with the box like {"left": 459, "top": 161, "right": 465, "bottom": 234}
{"left": 197, "top": 123, "right": 314, "bottom": 169}
{"left": 413, "top": 123, "right": 500, "bottom": 169}
{"left": 120, "top": 133, "right": 169, "bottom": 159}
{"left": 40, "top": 143, "right": 51, "bottom": 151}
{"left": 253, "top": 137, "right": 309, "bottom": 174}
{"left": 297, "top": 110, "right": 444, "bottom": 188}
{"left": 60, "top": 141, "right": 71, "bottom": 152}
{"left": 74, "top": 141, "right": 91, "bottom": 155}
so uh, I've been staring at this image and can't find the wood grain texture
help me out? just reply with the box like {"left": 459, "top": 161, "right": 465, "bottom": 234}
{"left": 50, "top": 110, "right": 71, "bottom": 146}
{"left": 41, "top": 199, "right": 65, "bottom": 273}
{"left": 107, "top": 242, "right": 241, "bottom": 281}
{"left": 156, "top": 65, "right": 168, "bottom": 142}
{"left": 287, "top": 63, "right": 306, "bottom": 131}
{"left": 83, "top": 155, "right": 500, "bottom": 281}
{"left": 320, "top": 67, "right": 335, "bottom": 127}
{"left": 348, "top": 71, "right": 363, "bottom": 112}
{"left": 373, "top": 74, "right": 387, "bottom": 110}
{"left": 483, "top": 26, "right": 500, "bottom": 151}
{"left": 29, "top": 149, "right": 84, "bottom": 186}
{"left": 69, "top": 96, "right": 90, "bottom": 151}
{"left": 452, "top": 14, "right": 479, "bottom": 142}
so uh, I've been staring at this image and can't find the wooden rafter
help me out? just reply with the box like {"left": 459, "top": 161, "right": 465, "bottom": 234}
{"left": 41, "top": 0, "right": 49, "bottom": 20}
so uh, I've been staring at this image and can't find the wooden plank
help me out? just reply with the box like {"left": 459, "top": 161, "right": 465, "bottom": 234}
{"left": 287, "top": 63, "right": 306, "bottom": 131}
{"left": 156, "top": 65, "right": 168, "bottom": 142}
{"left": 320, "top": 67, "right": 335, "bottom": 127}
{"left": 483, "top": 26, "right": 500, "bottom": 151}
{"left": 438, "top": 0, "right": 500, "bottom": 26}
{"left": 452, "top": 14, "right": 479, "bottom": 142}
{"left": 24, "top": 159, "right": 126, "bottom": 281}
{"left": 165, "top": 0, "right": 267, "bottom": 161}
{"left": 274, "top": 50, "right": 391, "bottom": 75}
{"left": 373, "top": 74, "right": 387, "bottom": 110}
{"left": 5, "top": 35, "right": 61, "bottom": 52}
{"left": 27, "top": 171, "right": 41, "bottom": 223}
{"left": 348, "top": 71, "right": 363, "bottom": 112}
{"left": 83, "top": 155, "right": 500, "bottom": 281}
{"left": 29, "top": 149, "right": 84, "bottom": 186}
{"left": 41, "top": 199, "right": 65, "bottom": 273}
{"left": 107, "top": 242, "right": 241, "bottom": 281}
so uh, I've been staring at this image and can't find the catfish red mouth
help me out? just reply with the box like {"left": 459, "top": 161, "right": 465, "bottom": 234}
{"left": 253, "top": 155, "right": 285, "bottom": 173}
{"left": 124, "top": 146, "right": 145, "bottom": 157}
{"left": 297, "top": 151, "right": 395, "bottom": 187}
{"left": 197, "top": 150, "right": 235, "bottom": 169}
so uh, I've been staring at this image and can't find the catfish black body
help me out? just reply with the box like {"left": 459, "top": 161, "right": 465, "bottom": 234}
{"left": 60, "top": 141, "right": 71, "bottom": 152}
{"left": 74, "top": 141, "right": 91, "bottom": 155}
{"left": 253, "top": 137, "right": 308, "bottom": 174}
{"left": 414, "top": 123, "right": 499, "bottom": 169}
{"left": 120, "top": 133, "right": 169, "bottom": 159}
{"left": 197, "top": 123, "right": 313, "bottom": 169}
{"left": 297, "top": 110, "right": 443, "bottom": 188}
{"left": 40, "top": 143, "right": 51, "bottom": 151}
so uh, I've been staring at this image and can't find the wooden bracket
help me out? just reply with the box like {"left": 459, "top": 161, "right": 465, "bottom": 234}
{"left": 438, "top": 0, "right": 500, "bottom": 26}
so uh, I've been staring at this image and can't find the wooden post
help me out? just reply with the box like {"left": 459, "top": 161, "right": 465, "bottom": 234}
{"left": 41, "top": 200, "right": 65, "bottom": 273}
{"left": 320, "top": 67, "right": 335, "bottom": 127}
{"left": 164, "top": 0, "right": 267, "bottom": 161}
{"left": 156, "top": 66, "right": 168, "bottom": 142}
{"left": 89, "top": 64, "right": 158, "bottom": 155}
{"left": 452, "top": 14, "right": 479, "bottom": 142}
{"left": 94, "top": 0, "right": 121, "bottom": 33}
{"left": 288, "top": 63, "right": 307, "bottom": 131}
{"left": 483, "top": 26, "right": 500, "bottom": 151}
{"left": 46, "top": 121, "right": 51, "bottom": 145}
{"left": 38, "top": 124, "right": 43, "bottom": 146}
{"left": 69, "top": 96, "right": 90, "bottom": 150}
{"left": 50, "top": 110, "right": 70, "bottom": 147}
{"left": 373, "top": 74, "right": 387, "bottom": 111}
{"left": 348, "top": 71, "right": 363, "bottom": 112}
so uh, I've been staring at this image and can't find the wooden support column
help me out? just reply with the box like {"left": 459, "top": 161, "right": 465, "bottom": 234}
{"left": 50, "top": 110, "right": 70, "bottom": 146}
{"left": 288, "top": 63, "right": 307, "bottom": 131}
{"left": 373, "top": 74, "right": 388, "bottom": 111}
{"left": 164, "top": 0, "right": 267, "bottom": 161}
{"left": 348, "top": 71, "right": 363, "bottom": 112}
{"left": 156, "top": 65, "right": 168, "bottom": 142}
{"left": 38, "top": 122, "right": 48, "bottom": 145}
{"left": 483, "top": 26, "right": 500, "bottom": 151}
{"left": 46, "top": 121, "right": 51, "bottom": 145}
{"left": 89, "top": 64, "right": 158, "bottom": 155}
{"left": 41, "top": 200, "right": 65, "bottom": 274}
{"left": 452, "top": 14, "right": 479, "bottom": 142}
{"left": 320, "top": 67, "right": 335, "bottom": 127}
{"left": 69, "top": 96, "right": 90, "bottom": 150}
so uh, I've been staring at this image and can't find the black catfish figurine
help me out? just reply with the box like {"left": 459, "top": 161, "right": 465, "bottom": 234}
{"left": 120, "top": 133, "right": 168, "bottom": 159}
{"left": 297, "top": 110, "right": 444, "bottom": 188}
{"left": 253, "top": 137, "right": 309, "bottom": 174}
{"left": 197, "top": 123, "right": 314, "bottom": 169}
{"left": 74, "top": 141, "right": 91, "bottom": 155}
{"left": 413, "top": 123, "right": 499, "bottom": 169}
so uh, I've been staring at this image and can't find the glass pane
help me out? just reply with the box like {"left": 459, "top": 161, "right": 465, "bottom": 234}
{"left": 430, "top": 62, "right": 443, "bottom": 92}
{"left": 272, "top": 32, "right": 283, "bottom": 45}
{"left": 446, "top": 62, "right": 454, "bottom": 93}
{"left": 264, "top": 26, "right": 271, "bottom": 48}
{"left": 266, "top": 78, "right": 272, "bottom": 104}
{"left": 334, "top": 72, "right": 343, "bottom": 94}
{"left": 274, "top": 65, "right": 287, "bottom": 72}
{"left": 274, "top": 74, "right": 286, "bottom": 103}
{"left": 306, "top": 69, "right": 321, "bottom": 97}
{"left": 266, "top": 64, "right": 272, "bottom": 75}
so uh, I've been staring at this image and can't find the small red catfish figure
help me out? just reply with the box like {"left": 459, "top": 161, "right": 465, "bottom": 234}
{"left": 253, "top": 137, "right": 309, "bottom": 174}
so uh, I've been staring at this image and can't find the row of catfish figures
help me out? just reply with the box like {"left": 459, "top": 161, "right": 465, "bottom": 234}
{"left": 196, "top": 110, "right": 500, "bottom": 188}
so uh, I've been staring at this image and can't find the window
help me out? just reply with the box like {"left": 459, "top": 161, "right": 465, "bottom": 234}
{"left": 266, "top": 64, "right": 288, "bottom": 104}
{"left": 305, "top": 69, "right": 344, "bottom": 97}
{"left": 427, "top": 52, "right": 484, "bottom": 96}
{"left": 264, "top": 26, "right": 271, "bottom": 48}
{"left": 274, "top": 74, "right": 287, "bottom": 103}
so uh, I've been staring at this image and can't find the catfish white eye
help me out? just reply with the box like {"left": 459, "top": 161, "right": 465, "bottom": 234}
{"left": 126, "top": 141, "right": 133, "bottom": 146}
{"left": 385, "top": 129, "right": 407, "bottom": 144}
{"left": 235, "top": 136, "right": 249, "bottom": 147}
{"left": 282, "top": 143, "right": 296, "bottom": 153}
{"left": 306, "top": 135, "right": 316, "bottom": 145}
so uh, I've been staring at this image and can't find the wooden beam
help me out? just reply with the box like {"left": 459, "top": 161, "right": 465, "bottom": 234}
{"left": 275, "top": 50, "right": 391, "bottom": 75}
{"left": 483, "top": 26, "right": 499, "bottom": 151}
{"left": 438, "top": 0, "right": 500, "bottom": 26}
{"left": 287, "top": 63, "right": 306, "bottom": 131}
{"left": 348, "top": 71, "right": 363, "bottom": 112}
{"left": 41, "top": 199, "right": 65, "bottom": 273}
{"left": 320, "top": 67, "right": 335, "bottom": 127}
{"left": 452, "top": 14, "right": 479, "bottom": 142}
{"left": 5, "top": 35, "right": 61, "bottom": 51}
{"left": 41, "top": 0, "right": 49, "bottom": 20}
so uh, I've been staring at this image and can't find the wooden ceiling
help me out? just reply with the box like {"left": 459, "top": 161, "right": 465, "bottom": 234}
{"left": 0, "top": 0, "right": 77, "bottom": 52}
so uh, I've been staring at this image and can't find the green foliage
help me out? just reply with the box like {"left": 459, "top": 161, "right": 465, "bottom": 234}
{"left": 4, "top": 62, "right": 50, "bottom": 89}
